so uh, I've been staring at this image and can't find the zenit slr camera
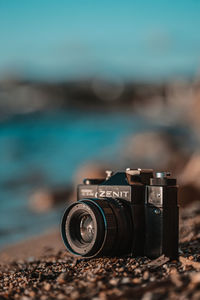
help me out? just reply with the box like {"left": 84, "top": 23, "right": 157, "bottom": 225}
{"left": 61, "top": 169, "right": 179, "bottom": 259}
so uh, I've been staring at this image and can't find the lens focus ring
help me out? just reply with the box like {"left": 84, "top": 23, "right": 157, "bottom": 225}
{"left": 83, "top": 199, "right": 118, "bottom": 256}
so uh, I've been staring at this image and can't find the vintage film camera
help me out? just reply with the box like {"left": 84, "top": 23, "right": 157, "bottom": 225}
{"left": 61, "top": 169, "right": 179, "bottom": 259}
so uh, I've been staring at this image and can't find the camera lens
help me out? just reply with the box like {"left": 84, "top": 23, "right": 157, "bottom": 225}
{"left": 61, "top": 200, "right": 106, "bottom": 257}
{"left": 61, "top": 198, "right": 132, "bottom": 258}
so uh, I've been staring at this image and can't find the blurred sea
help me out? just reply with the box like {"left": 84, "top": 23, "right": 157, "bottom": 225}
{"left": 0, "top": 109, "right": 153, "bottom": 248}
{"left": 0, "top": 108, "right": 192, "bottom": 248}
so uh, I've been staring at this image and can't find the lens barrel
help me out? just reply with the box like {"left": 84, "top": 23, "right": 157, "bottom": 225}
{"left": 61, "top": 198, "right": 132, "bottom": 258}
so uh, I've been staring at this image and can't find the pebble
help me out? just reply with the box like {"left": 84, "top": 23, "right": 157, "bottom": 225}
{"left": 56, "top": 273, "right": 68, "bottom": 284}
{"left": 170, "top": 272, "right": 182, "bottom": 288}
{"left": 29, "top": 291, "right": 36, "bottom": 297}
{"left": 121, "top": 277, "right": 131, "bottom": 284}
{"left": 117, "top": 267, "right": 124, "bottom": 272}
{"left": 142, "top": 292, "right": 153, "bottom": 300}
{"left": 132, "top": 278, "right": 142, "bottom": 284}
{"left": 143, "top": 271, "right": 149, "bottom": 280}
{"left": 71, "top": 291, "right": 80, "bottom": 299}
{"left": 134, "top": 268, "right": 141, "bottom": 275}
{"left": 44, "top": 283, "right": 51, "bottom": 291}
{"left": 21, "top": 297, "right": 30, "bottom": 300}
{"left": 109, "top": 278, "right": 119, "bottom": 286}
{"left": 57, "top": 294, "right": 66, "bottom": 300}
{"left": 40, "top": 296, "right": 48, "bottom": 300}
{"left": 188, "top": 272, "right": 200, "bottom": 289}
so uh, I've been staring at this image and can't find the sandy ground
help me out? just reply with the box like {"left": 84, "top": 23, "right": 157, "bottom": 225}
{"left": 1, "top": 203, "right": 200, "bottom": 299}
{"left": 0, "top": 228, "right": 64, "bottom": 263}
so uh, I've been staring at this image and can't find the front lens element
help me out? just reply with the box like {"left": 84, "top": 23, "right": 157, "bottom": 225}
{"left": 80, "top": 214, "right": 94, "bottom": 243}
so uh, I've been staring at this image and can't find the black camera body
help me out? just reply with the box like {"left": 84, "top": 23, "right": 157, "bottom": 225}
{"left": 61, "top": 169, "right": 179, "bottom": 259}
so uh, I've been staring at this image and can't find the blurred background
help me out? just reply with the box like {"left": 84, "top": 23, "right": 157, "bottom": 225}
{"left": 1, "top": 0, "right": 200, "bottom": 248}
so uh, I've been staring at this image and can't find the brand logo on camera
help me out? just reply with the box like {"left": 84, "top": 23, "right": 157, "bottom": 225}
{"left": 80, "top": 187, "right": 130, "bottom": 200}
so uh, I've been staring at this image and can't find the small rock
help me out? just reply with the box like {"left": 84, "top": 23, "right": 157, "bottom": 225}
{"left": 143, "top": 271, "right": 149, "bottom": 280}
{"left": 57, "top": 294, "right": 66, "bottom": 300}
{"left": 99, "top": 291, "right": 107, "bottom": 300}
{"left": 71, "top": 291, "right": 80, "bottom": 299}
{"left": 121, "top": 277, "right": 131, "bottom": 284}
{"left": 170, "top": 272, "right": 182, "bottom": 288}
{"left": 109, "top": 278, "right": 119, "bottom": 286}
{"left": 40, "top": 296, "right": 48, "bottom": 300}
{"left": 134, "top": 268, "right": 141, "bottom": 275}
{"left": 188, "top": 272, "right": 200, "bottom": 289}
{"left": 21, "top": 297, "right": 30, "bottom": 300}
{"left": 142, "top": 292, "right": 153, "bottom": 300}
{"left": 57, "top": 273, "right": 68, "bottom": 284}
{"left": 117, "top": 267, "right": 124, "bottom": 272}
{"left": 44, "top": 283, "right": 51, "bottom": 291}
{"left": 29, "top": 291, "right": 36, "bottom": 297}
{"left": 132, "top": 278, "right": 141, "bottom": 284}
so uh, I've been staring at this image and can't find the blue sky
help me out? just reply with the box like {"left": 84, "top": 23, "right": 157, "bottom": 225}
{"left": 0, "top": 0, "right": 200, "bottom": 80}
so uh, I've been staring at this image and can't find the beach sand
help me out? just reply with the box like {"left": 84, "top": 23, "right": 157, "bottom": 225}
{"left": 0, "top": 228, "right": 64, "bottom": 264}
{"left": 1, "top": 204, "right": 200, "bottom": 300}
